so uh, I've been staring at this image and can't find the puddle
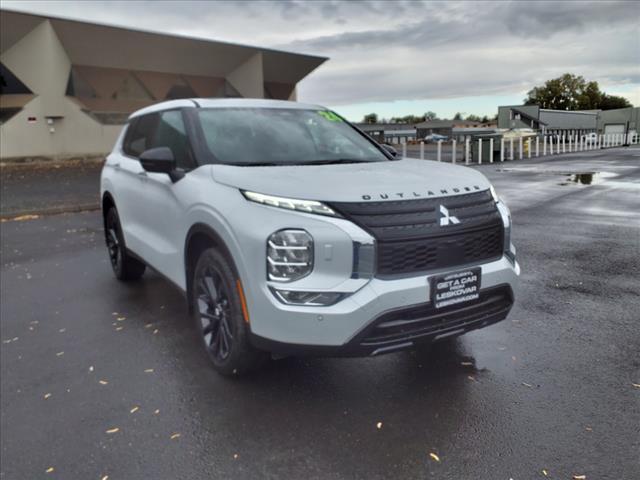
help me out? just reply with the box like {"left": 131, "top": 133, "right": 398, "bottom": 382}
{"left": 558, "top": 171, "right": 618, "bottom": 186}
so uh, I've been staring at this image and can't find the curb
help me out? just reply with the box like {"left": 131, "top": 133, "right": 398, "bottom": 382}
{"left": 0, "top": 203, "right": 101, "bottom": 221}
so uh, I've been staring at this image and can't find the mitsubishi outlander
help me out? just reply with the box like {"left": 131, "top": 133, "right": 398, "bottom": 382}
{"left": 100, "top": 99, "right": 519, "bottom": 375}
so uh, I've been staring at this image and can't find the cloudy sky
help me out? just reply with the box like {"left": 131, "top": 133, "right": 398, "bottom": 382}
{"left": 4, "top": 0, "right": 639, "bottom": 121}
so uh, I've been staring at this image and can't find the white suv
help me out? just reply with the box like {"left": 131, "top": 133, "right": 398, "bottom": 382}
{"left": 101, "top": 99, "right": 519, "bottom": 375}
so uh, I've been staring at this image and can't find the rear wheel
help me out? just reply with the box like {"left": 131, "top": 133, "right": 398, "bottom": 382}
{"left": 105, "top": 207, "right": 146, "bottom": 281}
{"left": 191, "top": 248, "right": 266, "bottom": 376}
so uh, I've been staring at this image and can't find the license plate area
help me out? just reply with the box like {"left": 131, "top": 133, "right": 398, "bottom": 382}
{"left": 431, "top": 267, "right": 481, "bottom": 309}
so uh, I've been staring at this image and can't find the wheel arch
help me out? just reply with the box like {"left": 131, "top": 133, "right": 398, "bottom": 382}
{"left": 184, "top": 223, "right": 241, "bottom": 314}
{"left": 101, "top": 192, "right": 116, "bottom": 229}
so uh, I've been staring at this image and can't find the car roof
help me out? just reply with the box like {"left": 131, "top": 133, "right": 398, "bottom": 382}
{"left": 129, "top": 98, "right": 326, "bottom": 119}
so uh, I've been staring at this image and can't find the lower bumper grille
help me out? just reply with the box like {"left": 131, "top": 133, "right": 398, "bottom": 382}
{"left": 359, "top": 286, "right": 513, "bottom": 347}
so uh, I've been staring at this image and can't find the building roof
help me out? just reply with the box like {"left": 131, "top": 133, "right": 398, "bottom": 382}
{"left": 415, "top": 119, "right": 483, "bottom": 128}
{"left": 0, "top": 9, "right": 328, "bottom": 85}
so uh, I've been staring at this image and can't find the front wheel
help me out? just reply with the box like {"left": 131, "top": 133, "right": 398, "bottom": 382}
{"left": 191, "top": 248, "right": 267, "bottom": 376}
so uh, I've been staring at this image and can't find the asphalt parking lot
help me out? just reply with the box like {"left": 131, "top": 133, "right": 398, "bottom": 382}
{"left": 1, "top": 147, "right": 639, "bottom": 479}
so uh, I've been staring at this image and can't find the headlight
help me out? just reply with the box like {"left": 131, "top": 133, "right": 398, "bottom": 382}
{"left": 267, "top": 229, "right": 313, "bottom": 282}
{"left": 496, "top": 201, "right": 516, "bottom": 263}
{"left": 243, "top": 190, "right": 339, "bottom": 217}
{"left": 270, "top": 288, "right": 344, "bottom": 306}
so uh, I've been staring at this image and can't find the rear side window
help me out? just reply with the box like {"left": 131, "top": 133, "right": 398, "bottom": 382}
{"left": 122, "top": 113, "right": 159, "bottom": 157}
{"left": 151, "top": 110, "right": 194, "bottom": 169}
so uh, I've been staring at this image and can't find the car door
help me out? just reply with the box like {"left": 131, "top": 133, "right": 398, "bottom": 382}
{"left": 116, "top": 113, "right": 161, "bottom": 257}
{"left": 135, "top": 109, "right": 197, "bottom": 283}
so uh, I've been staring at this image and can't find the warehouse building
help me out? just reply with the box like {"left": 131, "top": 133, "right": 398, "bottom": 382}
{"left": 497, "top": 105, "right": 598, "bottom": 136}
{"left": 0, "top": 9, "right": 327, "bottom": 160}
{"left": 355, "top": 123, "right": 418, "bottom": 144}
{"left": 498, "top": 104, "right": 639, "bottom": 138}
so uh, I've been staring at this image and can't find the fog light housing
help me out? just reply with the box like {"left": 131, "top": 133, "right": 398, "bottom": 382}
{"left": 271, "top": 288, "right": 345, "bottom": 306}
{"left": 267, "top": 229, "right": 313, "bottom": 282}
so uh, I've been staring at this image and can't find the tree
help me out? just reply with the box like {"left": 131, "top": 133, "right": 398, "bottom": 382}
{"left": 363, "top": 113, "right": 378, "bottom": 124}
{"left": 465, "top": 114, "right": 482, "bottom": 122}
{"left": 424, "top": 111, "right": 438, "bottom": 121}
{"left": 524, "top": 73, "right": 632, "bottom": 110}
{"left": 599, "top": 94, "right": 632, "bottom": 110}
{"left": 453, "top": 112, "right": 463, "bottom": 120}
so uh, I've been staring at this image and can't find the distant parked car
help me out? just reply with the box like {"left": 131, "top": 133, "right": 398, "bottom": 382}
{"left": 584, "top": 133, "right": 598, "bottom": 144}
{"left": 424, "top": 133, "right": 448, "bottom": 143}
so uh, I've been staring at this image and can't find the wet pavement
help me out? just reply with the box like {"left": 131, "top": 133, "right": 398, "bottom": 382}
{"left": 0, "top": 160, "right": 102, "bottom": 217}
{"left": 1, "top": 147, "right": 639, "bottom": 479}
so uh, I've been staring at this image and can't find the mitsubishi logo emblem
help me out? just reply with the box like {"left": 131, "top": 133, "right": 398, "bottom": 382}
{"left": 439, "top": 205, "right": 460, "bottom": 226}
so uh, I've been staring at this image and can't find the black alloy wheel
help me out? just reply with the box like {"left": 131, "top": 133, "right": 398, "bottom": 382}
{"left": 195, "top": 264, "right": 235, "bottom": 362}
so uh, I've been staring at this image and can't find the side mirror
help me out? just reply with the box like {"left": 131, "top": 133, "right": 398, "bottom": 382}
{"left": 139, "top": 147, "right": 184, "bottom": 182}
{"left": 381, "top": 143, "right": 398, "bottom": 158}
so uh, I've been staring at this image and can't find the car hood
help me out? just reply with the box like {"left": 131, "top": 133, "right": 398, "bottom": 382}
{"left": 210, "top": 158, "right": 492, "bottom": 202}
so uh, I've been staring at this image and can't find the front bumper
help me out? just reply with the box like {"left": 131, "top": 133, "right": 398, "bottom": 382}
{"left": 247, "top": 254, "right": 520, "bottom": 356}
{"left": 251, "top": 284, "right": 513, "bottom": 357}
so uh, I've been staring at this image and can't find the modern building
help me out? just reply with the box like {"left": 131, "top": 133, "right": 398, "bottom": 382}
{"left": 0, "top": 9, "right": 327, "bottom": 160}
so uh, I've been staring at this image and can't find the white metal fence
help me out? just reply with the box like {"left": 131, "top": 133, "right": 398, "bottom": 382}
{"left": 401, "top": 132, "right": 639, "bottom": 164}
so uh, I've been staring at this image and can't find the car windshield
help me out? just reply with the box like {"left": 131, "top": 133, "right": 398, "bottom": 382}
{"left": 196, "top": 108, "right": 389, "bottom": 166}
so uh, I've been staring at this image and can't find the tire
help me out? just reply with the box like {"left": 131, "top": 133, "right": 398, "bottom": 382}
{"left": 191, "top": 247, "right": 267, "bottom": 376}
{"left": 104, "top": 207, "right": 146, "bottom": 281}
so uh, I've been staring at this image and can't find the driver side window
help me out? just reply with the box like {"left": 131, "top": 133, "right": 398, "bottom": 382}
{"left": 151, "top": 110, "right": 195, "bottom": 170}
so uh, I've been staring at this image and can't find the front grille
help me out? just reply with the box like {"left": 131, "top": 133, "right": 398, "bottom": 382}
{"left": 330, "top": 190, "right": 504, "bottom": 276}
{"left": 359, "top": 286, "right": 513, "bottom": 347}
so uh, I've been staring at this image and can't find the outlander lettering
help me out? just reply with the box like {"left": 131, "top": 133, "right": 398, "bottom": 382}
{"left": 101, "top": 98, "right": 520, "bottom": 376}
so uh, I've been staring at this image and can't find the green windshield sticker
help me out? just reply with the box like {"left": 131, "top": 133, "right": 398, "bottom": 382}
{"left": 317, "top": 110, "right": 343, "bottom": 122}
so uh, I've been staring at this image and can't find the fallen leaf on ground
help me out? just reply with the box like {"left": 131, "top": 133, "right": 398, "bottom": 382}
{"left": 56, "top": 351, "right": 64, "bottom": 356}
{"left": 145, "top": 323, "right": 153, "bottom": 329}
{"left": 632, "top": 383, "right": 640, "bottom": 388}
{"left": 105, "top": 427, "right": 119, "bottom": 434}
{"left": 130, "top": 406, "right": 139, "bottom": 413}
{"left": 573, "top": 475, "right": 586, "bottom": 480}
{"left": 542, "top": 469, "right": 548, "bottom": 476}
{"left": 99, "top": 380, "right": 108, "bottom": 385}
{"left": 154, "top": 409, "right": 160, "bottom": 414}
{"left": 45, "top": 466, "right": 54, "bottom": 473}
{"left": 585, "top": 426, "right": 593, "bottom": 431}
{"left": 89, "top": 366, "right": 94, "bottom": 372}
{"left": 102, "top": 476, "right": 109, "bottom": 480}
{"left": 13, "top": 214, "right": 40, "bottom": 221}
{"left": 522, "top": 382, "right": 533, "bottom": 388}
{"left": 115, "top": 326, "right": 123, "bottom": 331}
{"left": 467, "top": 375, "right": 475, "bottom": 381}
{"left": 58, "top": 328, "right": 66, "bottom": 333}
{"left": 153, "top": 329, "right": 159, "bottom": 334}
{"left": 233, "top": 453, "right": 239, "bottom": 459}
{"left": 376, "top": 422, "right": 382, "bottom": 429}
{"left": 144, "top": 369, "right": 154, "bottom": 373}
{"left": 44, "top": 393, "right": 51, "bottom": 399}
{"left": 117, "top": 317, "right": 126, "bottom": 321}
{"left": 429, "top": 452, "right": 440, "bottom": 462}
{"left": 170, "top": 433, "right": 181, "bottom": 440}
{"left": 460, "top": 361, "right": 473, "bottom": 366}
